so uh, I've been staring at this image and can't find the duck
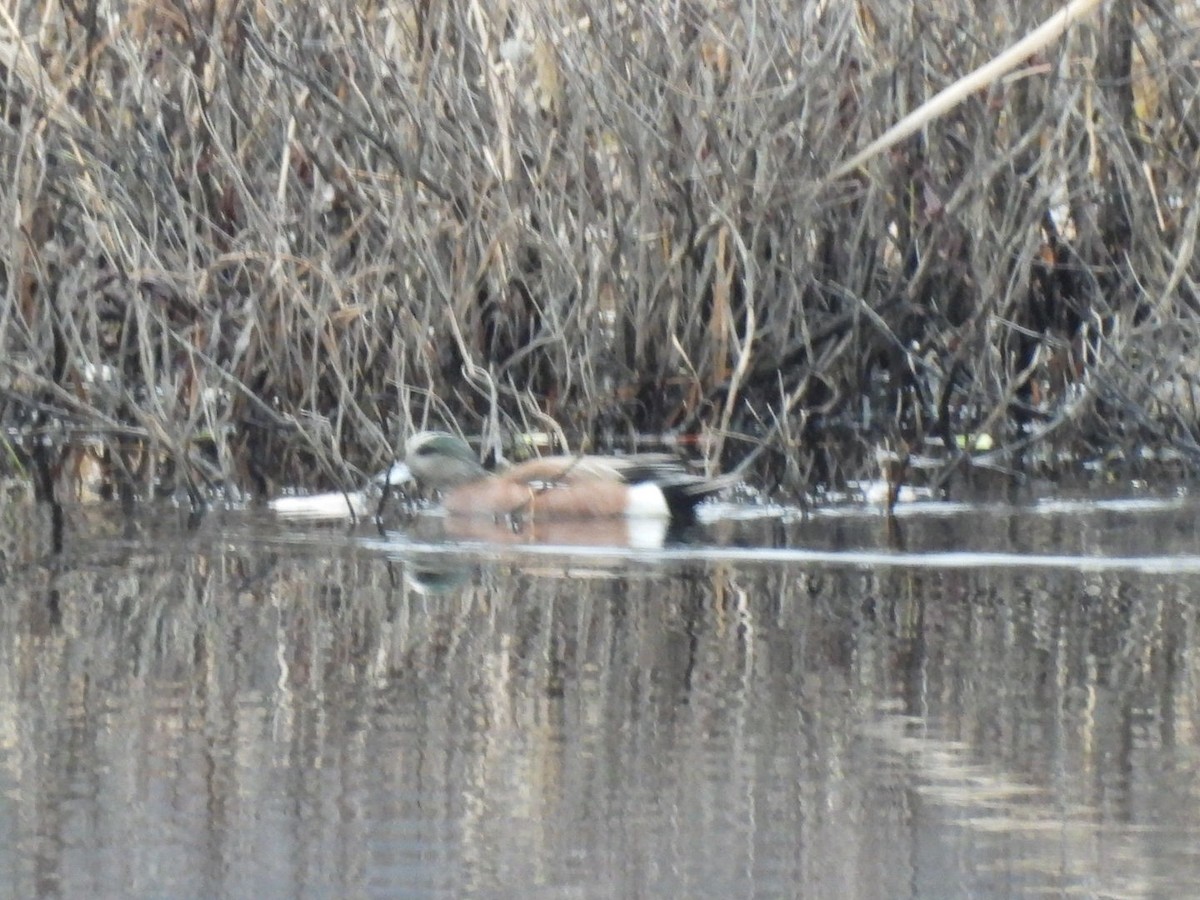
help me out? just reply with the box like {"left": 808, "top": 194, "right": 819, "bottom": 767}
{"left": 376, "top": 431, "right": 731, "bottom": 521}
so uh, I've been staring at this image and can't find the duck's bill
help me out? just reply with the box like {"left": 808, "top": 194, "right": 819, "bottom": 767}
{"left": 375, "top": 462, "right": 413, "bottom": 486}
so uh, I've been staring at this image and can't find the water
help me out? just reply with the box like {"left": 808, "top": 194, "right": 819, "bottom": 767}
{"left": 3, "top": 490, "right": 1200, "bottom": 898}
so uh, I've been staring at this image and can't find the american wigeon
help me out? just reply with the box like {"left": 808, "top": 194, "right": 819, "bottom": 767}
{"left": 377, "top": 431, "right": 731, "bottom": 521}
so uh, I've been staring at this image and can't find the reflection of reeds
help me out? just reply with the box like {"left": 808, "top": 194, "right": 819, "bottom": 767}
{"left": 2, "top": 1, "right": 1197, "bottom": 502}
{"left": 4, "top": 514, "right": 1199, "bottom": 896}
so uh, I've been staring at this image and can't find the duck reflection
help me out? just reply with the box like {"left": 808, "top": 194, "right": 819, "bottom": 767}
{"left": 442, "top": 513, "right": 668, "bottom": 549}
{"left": 389, "top": 509, "right": 717, "bottom": 551}
{"left": 402, "top": 554, "right": 475, "bottom": 595}
{"left": 392, "top": 514, "right": 708, "bottom": 594}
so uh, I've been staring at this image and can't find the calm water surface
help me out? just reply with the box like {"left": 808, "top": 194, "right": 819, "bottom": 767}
{"left": 3, "top": 490, "right": 1200, "bottom": 898}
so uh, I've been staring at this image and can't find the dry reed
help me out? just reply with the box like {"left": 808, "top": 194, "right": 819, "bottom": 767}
{"left": 1, "top": 0, "right": 1198, "bottom": 501}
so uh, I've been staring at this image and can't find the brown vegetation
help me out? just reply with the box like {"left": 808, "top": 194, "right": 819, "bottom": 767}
{"left": 1, "top": 0, "right": 1198, "bottom": 502}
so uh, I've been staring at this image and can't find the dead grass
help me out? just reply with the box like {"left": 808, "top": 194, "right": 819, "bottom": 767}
{"left": 1, "top": 0, "right": 1198, "bottom": 501}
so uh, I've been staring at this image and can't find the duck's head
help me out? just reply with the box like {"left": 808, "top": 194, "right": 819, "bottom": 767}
{"left": 376, "top": 431, "right": 488, "bottom": 491}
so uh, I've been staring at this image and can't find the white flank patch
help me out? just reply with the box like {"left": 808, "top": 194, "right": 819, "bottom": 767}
{"left": 626, "top": 516, "right": 669, "bottom": 549}
{"left": 624, "top": 482, "right": 670, "bottom": 518}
